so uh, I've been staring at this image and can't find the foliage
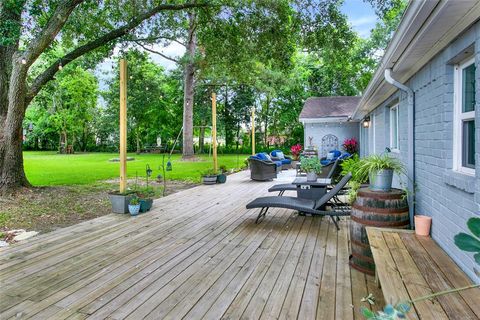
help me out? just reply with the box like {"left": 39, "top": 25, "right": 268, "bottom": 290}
{"left": 201, "top": 169, "right": 219, "bottom": 177}
{"left": 361, "top": 302, "right": 410, "bottom": 320}
{"left": 454, "top": 217, "right": 480, "bottom": 265}
{"left": 340, "top": 154, "right": 369, "bottom": 203}
{"left": 358, "top": 154, "right": 405, "bottom": 177}
{"left": 342, "top": 138, "right": 358, "bottom": 154}
{"left": 129, "top": 195, "right": 140, "bottom": 206}
{"left": 290, "top": 144, "right": 303, "bottom": 160}
{"left": 300, "top": 157, "right": 322, "bottom": 174}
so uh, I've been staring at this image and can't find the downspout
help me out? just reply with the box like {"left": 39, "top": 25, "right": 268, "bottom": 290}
{"left": 384, "top": 69, "right": 415, "bottom": 228}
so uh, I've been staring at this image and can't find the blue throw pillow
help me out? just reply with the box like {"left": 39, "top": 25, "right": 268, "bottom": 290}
{"left": 275, "top": 151, "right": 285, "bottom": 160}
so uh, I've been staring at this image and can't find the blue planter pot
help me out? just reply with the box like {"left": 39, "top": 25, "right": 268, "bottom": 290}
{"left": 139, "top": 199, "right": 153, "bottom": 213}
{"left": 128, "top": 204, "right": 141, "bottom": 216}
{"left": 369, "top": 169, "right": 394, "bottom": 192}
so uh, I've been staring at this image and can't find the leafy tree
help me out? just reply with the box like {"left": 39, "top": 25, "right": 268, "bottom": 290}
{"left": 0, "top": 0, "right": 208, "bottom": 194}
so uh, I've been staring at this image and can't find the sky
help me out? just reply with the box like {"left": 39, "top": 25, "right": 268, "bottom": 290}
{"left": 96, "top": 0, "right": 379, "bottom": 89}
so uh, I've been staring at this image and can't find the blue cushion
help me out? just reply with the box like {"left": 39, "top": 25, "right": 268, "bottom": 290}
{"left": 272, "top": 150, "right": 285, "bottom": 159}
{"left": 339, "top": 152, "right": 351, "bottom": 159}
{"left": 281, "top": 159, "right": 291, "bottom": 165}
{"left": 331, "top": 150, "right": 341, "bottom": 158}
{"left": 274, "top": 161, "right": 282, "bottom": 167}
{"left": 249, "top": 155, "right": 260, "bottom": 160}
{"left": 321, "top": 159, "right": 333, "bottom": 166}
{"left": 257, "top": 153, "right": 269, "bottom": 161}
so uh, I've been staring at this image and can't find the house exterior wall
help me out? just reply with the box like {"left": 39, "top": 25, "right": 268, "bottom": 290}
{"left": 303, "top": 122, "right": 359, "bottom": 157}
{"left": 359, "top": 23, "right": 480, "bottom": 282}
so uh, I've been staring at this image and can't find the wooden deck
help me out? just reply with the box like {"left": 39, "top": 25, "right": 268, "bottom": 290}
{"left": 0, "top": 170, "right": 384, "bottom": 319}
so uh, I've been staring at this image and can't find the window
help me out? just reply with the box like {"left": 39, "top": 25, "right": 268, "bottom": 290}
{"left": 454, "top": 57, "right": 476, "bottom": 174}
{"left": 390, "top": 104, "right": 399, "bottom": 151}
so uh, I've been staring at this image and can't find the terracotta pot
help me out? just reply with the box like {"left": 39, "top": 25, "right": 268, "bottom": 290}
{"left": 414, "top": 215, "right": 432, "bottom": 236}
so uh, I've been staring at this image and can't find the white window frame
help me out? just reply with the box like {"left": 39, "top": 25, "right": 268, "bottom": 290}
{"left": 389, "top": 104, "right": 400, "bottom": 152}
{"left": 371, "top": 113, "right": 376, "bottom": 154}
{"left": 453, "top": 56, "right": 476, "bottom": 175}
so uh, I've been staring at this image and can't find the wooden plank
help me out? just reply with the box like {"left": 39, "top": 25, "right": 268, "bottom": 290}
{"left": 187, "top": 211, "right": 294, "bottom": 319}
{"left": 236, "top": 216, "right": 306, "bottom": 320}
{"left": 119, "top": 58, "right": 127, "bottom": 193}
{"left": 212, "top": 91, "right": 217, "bottom": 172}
{"left": 278, "top": 216, "right": 323, "bottom": 319}
{"left": 0, "top": 184, "right": 248, "bottom": 312}
{"left": 161, "top": 211, "right": 292, "bottom": 320}
{"left": 39, "top": 184, "right": 263, "bottom": 319}
{"left": 258, "top": 217, "right": 313, "bottom": 320}
{"left": 219, "top": 214, "right": 305, "bottom": 320}
{"left": 1, "top": 180, "right": 262, "bottom": 318}
{"left": 365, "top": 227, "right": 419, "bottom": 319}
{"left": 297, "top": 220, "right": 329, "bottom": 319}
{"left": 417, "top": 235, "right": 480, "bottom": 318}
{"left": 139, "top": 209, "right": 288, "bottom": 320}
{"left": 316, "top": 221, "right": 338, "bottom": 320}
{"left": 335, "top": 220, "right": 354, "bottom": 320}
{"left": 402, "top": 233, "right": 480, "bottom": 319}
{"left": 350, "top": 270, "right": 369, "bottom": 320}
{"left": 384, "top": 232, "right": 448, "bottom": 319}
{"left": 365, "top": 274, "right": 386, "bottom": 314}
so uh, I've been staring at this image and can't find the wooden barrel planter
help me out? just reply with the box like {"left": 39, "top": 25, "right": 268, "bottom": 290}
{"left": 349, "top": 188, "right": 409, "bottom": 275}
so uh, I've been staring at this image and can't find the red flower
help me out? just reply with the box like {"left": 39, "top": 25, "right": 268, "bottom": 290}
{"left": 342, "top": 138, "right": 358, "bottom": 154}
{"left": 290, "top": 144, "right": 303, "bottom": 160}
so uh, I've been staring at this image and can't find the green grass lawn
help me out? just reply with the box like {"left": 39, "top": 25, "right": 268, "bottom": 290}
{"left": 24, "top": 151, "right": 249, "bottom": 186}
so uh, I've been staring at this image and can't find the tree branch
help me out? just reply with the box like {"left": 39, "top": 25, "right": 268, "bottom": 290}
{"left": 26, "top": 2, "right": 208, "bottom": 103}
{"left": 134, "top": 41, "right": 180, "bottom": 63}
{"left": 127, "top": 36, "right": 186, "bottom": 48}
{"left": 23, "top": 0, "right": 84, "bottom": 67}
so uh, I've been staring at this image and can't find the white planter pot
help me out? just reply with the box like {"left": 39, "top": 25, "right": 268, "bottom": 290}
{"left": 306, "top": 172, "right": 317, "bottom": 182}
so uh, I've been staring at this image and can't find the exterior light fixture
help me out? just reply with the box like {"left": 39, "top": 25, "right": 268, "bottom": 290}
{"left": 362, "top": 116, "right": 371, "bottom": 128}
{"left": 58, "top": 63, "right": 63, "bottom": 70}
{"left": 21, "top": 58, "right": 27, "bottom": 65}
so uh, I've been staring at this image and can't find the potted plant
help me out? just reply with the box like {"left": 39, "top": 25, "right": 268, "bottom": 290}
{"left": 201, "top": 169, "right": 218, "bottom": 185}
{"left": 136, "top": 187, "right": 154, "bottom": 213}
{"left": 358, "top": 154, "right": 405, "bottom": 192}
{"left": 290, "top": 144, "right": 303, "bottom": 161}
{"left": 300, "top": 157, "right": 322, "bottom": 182}
{"left": 342, "top": 137, "right": 358, "bottom": 154}
{"left": 108, "top": 191, "right": 134, "bottom": 214}
{"left": 137, "top": 164, "right": 154, "bottom": 213}
{"left": 217, "top": 165, "right": 228, "bottom": 184}
{"left": 128, "top": 195, "right": 141, "bottom": 216}
{"left": 340, "top": 154, "right": 369, "bottom": 203}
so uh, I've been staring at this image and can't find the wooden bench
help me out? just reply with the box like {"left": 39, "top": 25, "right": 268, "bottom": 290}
{"left": 366, "top": 227, "right": 480, "bottom": 319}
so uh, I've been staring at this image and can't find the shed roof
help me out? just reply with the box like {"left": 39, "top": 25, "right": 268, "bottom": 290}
{"left": 299, "top": 96, "right": 360, "bottom": 122}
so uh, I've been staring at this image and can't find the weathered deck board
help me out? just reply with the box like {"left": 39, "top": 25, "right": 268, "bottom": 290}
{"left": 1, "top": 170, "right": 384, "bottom": 319}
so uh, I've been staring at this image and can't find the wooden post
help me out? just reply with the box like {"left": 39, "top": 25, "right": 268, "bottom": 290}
{"left": 119, "top": 59, "right": 127, "bottom": 193}
{"left": 251, "top": 106, "right": 255, "bottom": 155}
{"left": 212, "top": 91, "right": 218, "bottom": 172}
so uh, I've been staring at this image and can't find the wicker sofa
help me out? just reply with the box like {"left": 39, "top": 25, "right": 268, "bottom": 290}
{"left": 248, "top": 153, "right": 282, "bottom": 181}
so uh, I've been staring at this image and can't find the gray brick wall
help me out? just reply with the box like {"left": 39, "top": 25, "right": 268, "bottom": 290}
{"left": 360, "top": 24, "right": 480, "bottom": 282}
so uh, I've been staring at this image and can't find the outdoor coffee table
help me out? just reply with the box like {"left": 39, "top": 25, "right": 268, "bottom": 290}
{"left": 292, "top": 177, "right": 331, "bottom": 201}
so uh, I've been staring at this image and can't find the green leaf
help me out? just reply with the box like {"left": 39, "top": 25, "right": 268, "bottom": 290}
{"left": 361, "top": 307, "right": 375, "bottom": 319}
{"left": 454, "top": 233, "right": 480, "bottom": 252}
{"left": 467, "top": 218, "right": 480, "bottom": 238}
{"left": 474, "top": 253, "right": 480, "bottom": 265}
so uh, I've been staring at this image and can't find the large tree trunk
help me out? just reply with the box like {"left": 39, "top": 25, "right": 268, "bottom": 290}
{"left": 182, "top": 11, "right": 196, "bottom": 159}
{"left": 0, "top": 60, "right": 31, "bottom": 193}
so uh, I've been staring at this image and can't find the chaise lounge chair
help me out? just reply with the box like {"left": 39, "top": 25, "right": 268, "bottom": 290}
{"left": 268, "top": 158, "right": 341, "bottom": 196}
{"left": 246, "top": 173, "right": 352, "bottom": 229}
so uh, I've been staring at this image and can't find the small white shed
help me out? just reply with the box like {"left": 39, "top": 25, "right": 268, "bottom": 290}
{"left": 300, "top": 96, "right": 360, "bottom": 157}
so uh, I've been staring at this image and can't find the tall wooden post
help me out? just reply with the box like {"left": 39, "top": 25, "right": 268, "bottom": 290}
{"left": 119, "top": 59, "right": 127, "bottom": 193}
{"left": 212, "top": 92, "right": 218, "bottom": 172}
{"left": 251, "top": 106, "right": 255, "bottom": 155}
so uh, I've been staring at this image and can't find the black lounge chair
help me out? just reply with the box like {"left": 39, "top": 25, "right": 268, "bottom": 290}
{"left": 268, "top": 158, "right": 341, "bottom": 196}
{"left": 247, "top": 173, "right": 352, "bottom": 229}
